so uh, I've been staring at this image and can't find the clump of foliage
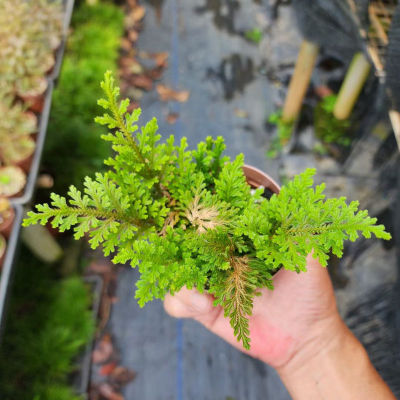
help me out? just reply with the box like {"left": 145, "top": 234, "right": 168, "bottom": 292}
{"left": 266, "top": 110, "right": 294, "bottom": 158}
{"left": 314, "top": 95, "right": 351, "bottom": 146}
{"left": 0, "top": 248, "right": 94, "bottom": 400}
{"left": 0, "top": 93, "right": 37, "bottom": 165}
{"left": 23, "top": 72, "right": 391, "bottom": 349}
{"left": 0, "top": 0, "right": 62, "bottom": 96}
{"left": 43, "top": 1, "right": 123, "bottom": 195}
{"left": 244, "top": 28, "right": 263, "bottom": 44}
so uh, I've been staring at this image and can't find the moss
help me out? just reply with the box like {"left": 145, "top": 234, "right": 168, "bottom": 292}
{"left": 0, "top": 247, "right": 94, "bottom": 400}
{"left": 42, "top": 1, "right": 124, "bottom": 196}
{"left": 314, "top": 95, "right": 351, "bottom": 146}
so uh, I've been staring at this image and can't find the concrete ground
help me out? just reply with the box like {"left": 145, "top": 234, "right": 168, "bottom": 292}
{"left": 97, "top": 0, "right": 400, "bottom": 398}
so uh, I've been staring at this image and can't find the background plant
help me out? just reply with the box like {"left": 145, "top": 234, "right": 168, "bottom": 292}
{"left": 314, "top": 95, "right": 351, "bottom": 146}
{"left": 0, "top": 0, "right": 63, "bottom": 95}
{"left": 0, "top": 247, "right": 94, "bottom": 400}
{"left": 24, "top": 72, "right": 391, "bottom": 349}
{"left": 42, "top": 1, "right": 123, "bottom": 197}
{"left": 0, "top": 94, "right": 37, "bottom": 164}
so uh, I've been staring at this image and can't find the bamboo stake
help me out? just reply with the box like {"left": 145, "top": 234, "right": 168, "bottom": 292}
{"left": 21, "top": 210, "right": 63, "bottom": 263}
{"left": 333, "top": 52, "right": 371, "bottom": 120}
{"left": 282, "top": 40, "right": 319, "bottom": 123}
{"left": 389, "top": 110, "right": 400, "bottom": 151}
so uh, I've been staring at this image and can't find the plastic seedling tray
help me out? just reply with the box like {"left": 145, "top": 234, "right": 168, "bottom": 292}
{"left": 0, "top": 204, "right": 23, "bottom": 333}
{"left": 72, "top": 275, "right": 103, "bottom": 398}
{"left": 48, "top": 0, "right": 75, "bottom": 83}
{"left": 10, "top": 0, "right": 75, "bottom": 205}
{"left": 10, "top": 82, "right": 54, "bottom": 205}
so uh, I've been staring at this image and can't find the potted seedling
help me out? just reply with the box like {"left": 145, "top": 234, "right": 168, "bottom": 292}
{"left": 314, "top": 52, "right": 371, "bottom": 150}
{"left": 0, "top": 94, "right": 37, "bottom": 170}
{"left": 23, "top": 72, "right": 390, "bottom": 349}
{"left": 267, "top": 40, "right": 319, "bottom": 157}
{"left": 0, "top": 198, "right": 15, "bottom": 239}
{"left": 0, "top": 234, "right": 6, "bottom": 269}
{"left": 0, "top": 166, "right": 26, "bottom": 198}
{"left": 16, "top": 76, "right": 48, "bottom": 113}
{"left": 0, "top": 0, "right": 62, "bottom": 108}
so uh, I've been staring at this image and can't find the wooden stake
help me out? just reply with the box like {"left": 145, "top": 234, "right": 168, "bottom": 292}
{"left": 21, "top": 210, "right": 63, "bottom": 263}
{"left": 282, "top": 40, "right": 319, "bottom": 123}
{"left": 389, "top": 110, "right": 400, "bottom": 151}
{"left": 333, "top": 52, "right": 371, "bottom": 120}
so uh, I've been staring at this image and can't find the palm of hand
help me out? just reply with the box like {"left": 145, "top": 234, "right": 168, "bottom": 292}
{"left": 164, "top": 255, "right": 338, "bottom": 368}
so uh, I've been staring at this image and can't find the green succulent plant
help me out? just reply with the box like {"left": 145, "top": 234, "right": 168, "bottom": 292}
{"left": 0, "top": 0, "right": 62, "bottom": 95}
{"left": 0, "top": 94, "right": 37, "bottom": 164}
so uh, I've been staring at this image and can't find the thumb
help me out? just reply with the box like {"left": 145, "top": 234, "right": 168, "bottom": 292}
{"left": 164, "top": 287, "right": 215, "bottom": 318}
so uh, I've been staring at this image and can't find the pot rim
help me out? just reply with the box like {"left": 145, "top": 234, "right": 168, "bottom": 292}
{"left": 243, "top": 164, "right": 280, "bottom": 194}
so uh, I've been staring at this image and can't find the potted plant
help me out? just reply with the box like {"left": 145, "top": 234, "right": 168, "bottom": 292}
{"left": 0, "top": 234, "right": 6, "bottom": 269}
{"left": 0, "top": 166, "right": 26, "bottom": 198}
{"left": 23, "top": 72, "right": 391, "bottom": 349}
{"left": 0, "top": 198, "right": 15, "bottom": 239}
{"left": 314, "top": 52, "right": 371, "bottom": 151}
{"left": 0, "top": 0, "right": 62, "bottom": 108}
{"left": 0, "top": 94, "right": 37, "bottom": 170}
{"left": 267, "top": 39, "right": 319, "bottom": 157}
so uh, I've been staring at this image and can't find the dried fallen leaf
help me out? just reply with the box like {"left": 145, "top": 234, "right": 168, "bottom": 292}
{"left": 92, "top": 334, "right": 113, "bottom": 364}
{"left": 111, "top": 366, "right": 137, "bottom": 385}
{"left": 131, "top": 5, "right": 146, "bottom": 22}
{"left": 166, "top": 112, "right": 179, "bottom": 124}
{"left": 87, "top": 262, "right": 113, "bottom": 276}
{"left": 88, "top": 385, "right": 100, "bottom": 400}
{"left": 147, "top": 67, "right": 164, "bottom": 81}
{"left": 98, "top": 383, "right": 124, "bottom": 400}
{"left": 128, "top": 30, "right": 139, "bottom": 42}
{"left": 127, "top": 101, "right": 140, "bottom": 112}
{"left": 130, "top": 75, "right": 153, "bottom": 91}
{"left": 120, "top": 38, "right": 132, "bottom": 52}
{"left": 154, "top": 52, "right": 169, "bottom": 68}
{"left": 100, "top": 362, "right": 118, "bottom": 376}
{"left": 156, "top": 84, "right": 190, "bottom": 102}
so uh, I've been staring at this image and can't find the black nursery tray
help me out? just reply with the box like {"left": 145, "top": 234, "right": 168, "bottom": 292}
{"left": 0, "top": 204, "right": 23, "bottom": 332}
{"left": 72, "top": 275, "right": 103, "bottom": 398}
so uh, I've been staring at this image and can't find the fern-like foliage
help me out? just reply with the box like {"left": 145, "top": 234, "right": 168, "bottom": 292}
{"left": 23, "top": 71, "right": 391, "bottom": 350}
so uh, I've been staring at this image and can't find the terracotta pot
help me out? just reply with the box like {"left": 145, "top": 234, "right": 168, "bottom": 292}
{"left": 18, "top": 77, "right": 48, "bottom": 113}
{"left": 242, "top": 165, "right": 280, "bottom": 194}
{"left": 21, "top": 94, "right": 46, "bottom": 114}
{"left": 0, "top": 206, "right": 15, "bottom": 239}
{"left": 0, "top": 234, "right": 6, "bottom": 270}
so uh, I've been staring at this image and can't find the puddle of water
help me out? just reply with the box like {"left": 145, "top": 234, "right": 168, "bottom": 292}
{"left": 195, "top": 0, "right": 240, "bottom": 35}
{"left": 206, "top": 53, "right": 255, "bottom": 100}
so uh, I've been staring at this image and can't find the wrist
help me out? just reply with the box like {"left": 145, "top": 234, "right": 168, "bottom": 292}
{"left": 277, "top": 316, "right": 395, "bottom": 400}
{"left": 277, "top": 311, "right": 347, "bottom": 378}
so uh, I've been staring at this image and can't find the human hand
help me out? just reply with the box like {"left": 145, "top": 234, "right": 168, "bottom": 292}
{"left": 164, "top": 254, "right": 343, "bottom": 370}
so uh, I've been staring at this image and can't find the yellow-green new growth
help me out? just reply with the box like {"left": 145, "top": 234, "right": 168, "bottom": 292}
{"left": 23, "top": 71, "right": 391, "bottom": 350}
